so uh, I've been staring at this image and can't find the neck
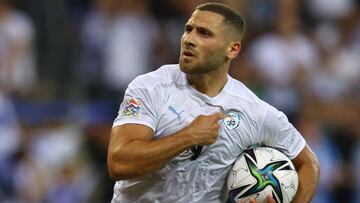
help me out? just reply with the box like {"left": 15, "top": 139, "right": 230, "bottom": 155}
{"left": 187, "top": 65, "right": 229, "bottom": 98}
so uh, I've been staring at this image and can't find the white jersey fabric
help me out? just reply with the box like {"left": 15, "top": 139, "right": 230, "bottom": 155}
{"left": 111, "top": 64, "right": 306, "bottom": 203}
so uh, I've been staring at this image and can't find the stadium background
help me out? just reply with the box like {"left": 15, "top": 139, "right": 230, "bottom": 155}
{"left": 0, "top": 0, "right": 359, "bottom": 202}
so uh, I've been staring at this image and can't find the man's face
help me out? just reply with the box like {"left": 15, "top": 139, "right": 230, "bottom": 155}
{"left": 179, "top": 10, "right": 229, "bottom": 74}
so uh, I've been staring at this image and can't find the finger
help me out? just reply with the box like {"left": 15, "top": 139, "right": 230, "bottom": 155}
{"left": 249, "top": 197, "right": 256, "bottom": 203}
{"left": 218, "top": 112, "right": 227, "bottom": 119}
{"left": 210, "top": 112, "right": 226, "bottom": 121}
{"left": 266, "top": 194, "right": 276, "bottom": 203}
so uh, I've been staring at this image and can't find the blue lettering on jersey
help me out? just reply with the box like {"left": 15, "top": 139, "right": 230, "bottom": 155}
{"left": 224, "top": 111, "right": 240, "bottom": 130}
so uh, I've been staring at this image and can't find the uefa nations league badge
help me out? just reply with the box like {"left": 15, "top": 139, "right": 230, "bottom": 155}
{"left": 224, "top": 111, "right": 240, "bottom": 130}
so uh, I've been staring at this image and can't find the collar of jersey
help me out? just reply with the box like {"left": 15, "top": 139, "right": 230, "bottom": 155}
{"left": 181, "top": 72, "right": 233, "bottom": 105}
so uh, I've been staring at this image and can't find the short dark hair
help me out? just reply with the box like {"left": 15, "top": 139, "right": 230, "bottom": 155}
{"left": 196, "top": 3, "right": 246, "bottom": 40}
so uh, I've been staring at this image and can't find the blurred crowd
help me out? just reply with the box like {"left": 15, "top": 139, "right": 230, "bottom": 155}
{"left": 0, "top": 0, "right": 359, "bottom": 202}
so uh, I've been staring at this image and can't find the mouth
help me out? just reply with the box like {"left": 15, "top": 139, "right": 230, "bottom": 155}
{"left": 182, "top": 51, "right": 195, "bottom": 60}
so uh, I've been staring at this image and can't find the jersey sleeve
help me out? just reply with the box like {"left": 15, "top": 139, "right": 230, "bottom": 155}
{"left": 112, "top": 78, "right": 159, "bottom": 131}
{"left": 259, "top": 104, "right": 306, "bottom": 160}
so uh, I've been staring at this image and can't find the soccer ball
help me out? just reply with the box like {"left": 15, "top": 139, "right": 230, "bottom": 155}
{"left": 227, "top": 147, "right": 298, "bottom": 203}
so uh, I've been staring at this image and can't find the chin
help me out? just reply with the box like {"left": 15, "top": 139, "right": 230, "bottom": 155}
{"left": 179, "top": 64, "right": 191, "bottom": 73}
{"left": 179, "top": 59, "right": 207, "bottom": 74}
{"left": 179, "top": 59, "right": 191, "bottom": 72}
{"left": 179, "top": 62, "right": 196, "bottom": 73}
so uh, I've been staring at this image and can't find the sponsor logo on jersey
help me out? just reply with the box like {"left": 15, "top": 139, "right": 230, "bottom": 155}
{"left": 224, "top": 111, "right": 240, "bottom": 130}
{"left": 168, "top": 105, "right": 185, "bottom": 122}
{"left": 122, "top": 98, "right": 141, "bottom": 118}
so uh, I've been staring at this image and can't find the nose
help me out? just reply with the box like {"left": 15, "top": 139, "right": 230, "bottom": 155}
{"left": 182, "top": 31, "right": 196, "bottom": 48}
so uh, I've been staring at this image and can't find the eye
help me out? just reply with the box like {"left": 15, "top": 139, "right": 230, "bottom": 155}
{"left": 198, "top": 28, "right": 211, "bottom": 37}
{"left": 185, "top": 25, "right": 192, "bottom": 33}
{"left": 200, "top": 31, "right": 209, "bottom": 37}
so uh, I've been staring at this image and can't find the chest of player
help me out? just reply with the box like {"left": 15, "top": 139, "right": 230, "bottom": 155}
{"left": 154, "top": 92, "right": 255, "bottom": 163}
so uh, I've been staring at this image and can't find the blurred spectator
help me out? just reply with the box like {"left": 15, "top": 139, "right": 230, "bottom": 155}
{"left": 249, "top": 0, "right": 320, "bottom": 118}
{"left": 304, "top": 0, "right": 355, "bottom": 21}
{"left": 77, "top": 0, "right": 160, "bottom": 104}
{"left": 354, "top": 143, "right": 360, "bottom": 203}
{"left": 310, "top": 9, "right": 360, "bottom": 102}
{"left": 0, "top": 90, "right": 20, "bottom": 160}
{"left": 82, "top": 107, "right": 114, "bottom": 202}
{"left": 18, "top": 109, "right": 97, "bottom": 203}
{"left": 76, "top": 0, "right": 118, "bottom": 100}
{"left": 296, "top": 110, "right": 342, "bottom": 203}
{"left": 104, "top": 0, "right": 159, "bottom": 93}
{"left": 0, "top": 90, "right": 20, "bottom": 201}
{"left": 0, "top": 0, "right": 36, "bottom": 96}
{"left": 12, "top": 146, "right": 44, "bottom": 203}
{"left": 45, "top": 165, "right": 84, "bottom": 203}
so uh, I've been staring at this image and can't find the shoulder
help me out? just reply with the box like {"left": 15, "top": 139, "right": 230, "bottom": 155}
{"left": 226, "top": 77, "right": 264, "bottom": 105}
{"left": 128, "top": 64, "right": 184, "bottom": 91}
{"left": 225, "top": 77, "right": 275, "bottom": 119}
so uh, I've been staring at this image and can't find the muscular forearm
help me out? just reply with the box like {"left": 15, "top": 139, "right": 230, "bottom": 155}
{"left": 108, "top": 113, "right": 223, "bottom": 180}
{"left": 292, "top": 150, "right": 320, "bottom": 203}
{"left": 108, "top": 127, "right": 194, "bottom": 180}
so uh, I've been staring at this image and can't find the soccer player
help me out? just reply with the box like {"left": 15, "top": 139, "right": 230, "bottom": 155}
{"left": 107, "top": 3, "right": 320, "bottom": 203}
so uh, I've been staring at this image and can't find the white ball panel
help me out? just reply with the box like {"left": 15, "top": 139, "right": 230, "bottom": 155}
{"left": 227, "top": 147, "right": 298, "bottom": 203}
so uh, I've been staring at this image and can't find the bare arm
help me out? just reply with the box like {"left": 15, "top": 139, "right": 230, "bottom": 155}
{"left": 291, "top": 144, "right": 320, "bottom": 203}
{"left": 107, "top": 113, "right": 225, "bottom": 180}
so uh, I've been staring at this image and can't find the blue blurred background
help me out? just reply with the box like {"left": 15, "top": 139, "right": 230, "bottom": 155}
{"left": 0, "top": 0, "right": 359, "bottom": 202}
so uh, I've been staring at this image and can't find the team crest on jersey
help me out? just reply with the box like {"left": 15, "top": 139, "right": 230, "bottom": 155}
{"left": 121, "top": 98, "right": 141, "bottom": 119}
{"left": 224, "top": 111, "right": 240, "bottom": 130}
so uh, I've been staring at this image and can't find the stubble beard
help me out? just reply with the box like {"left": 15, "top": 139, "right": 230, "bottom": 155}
{"left": 179, "top": 52, "right": 226, "bottom": 75}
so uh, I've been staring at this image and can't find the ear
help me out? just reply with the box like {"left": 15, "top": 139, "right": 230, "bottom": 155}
{"left": 226, "top": 41, "right": 241, "bottom": 60}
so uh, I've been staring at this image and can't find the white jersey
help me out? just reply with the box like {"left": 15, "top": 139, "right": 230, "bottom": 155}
{"left": 111, "top": 64, "right": 306, "bottom": 203}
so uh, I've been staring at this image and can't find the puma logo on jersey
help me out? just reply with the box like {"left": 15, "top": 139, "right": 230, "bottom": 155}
{"left": 168, "top": 106, "right": 185, "bottom": 121}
